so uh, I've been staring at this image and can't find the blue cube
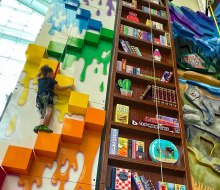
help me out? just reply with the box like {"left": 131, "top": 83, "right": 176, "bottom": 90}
{"left": 88, "top": 19, "right": 102, "bottom": 32}
{"left": 76, "top": 8, "right": 91, "bottom": 19}
{"left": 65, "top": 0, "right": 80, "bottom": 10}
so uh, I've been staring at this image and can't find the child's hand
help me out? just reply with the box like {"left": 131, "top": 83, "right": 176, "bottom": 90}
{"left": 68, "top": 84, "right": 74, "bottom": 90}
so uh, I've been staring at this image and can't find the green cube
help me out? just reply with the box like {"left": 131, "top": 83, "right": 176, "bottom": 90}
{"left": 84, "top": 31, "right": 100, "bottom": 46}
{"left": 47, "top": 41, "right": 65, "bottom": 60}
{"left": 100, "top": 28, "right": 114, "bottom": 42}
{"left": 66, "top": 37, "right": 84, "bottom": 53}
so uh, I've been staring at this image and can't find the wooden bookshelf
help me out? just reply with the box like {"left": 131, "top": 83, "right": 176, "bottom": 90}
{"left": 99, "top": 0, "right": 192, "bottom": 189}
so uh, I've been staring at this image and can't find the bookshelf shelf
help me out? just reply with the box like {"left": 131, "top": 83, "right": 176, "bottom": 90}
{"left": 122, "top": 5, "right": 168, "bottom": 24}
{"left": 108, "top": 155, "right": 186, "bottom": 172}
{"left": 111, "top": 121, "right": 182, "bottom": 140}
{"left": 114, "top": 93, "right": 179, "bottom": 112}
{"left": 100, "top": 0, "right": 191, "bottom": 189}
{"left": 119, "top": 33, "right": 171, "bottom": 52}
{"left": 116, "top": 71, "right": 176, "bottom": 89}
{"left": 117, "top": 50, "right": 173, "bottom": 70}
{"left": 121, "top": 17, "right": 167, "bottom": 36}
{"left": 142, "top": 0, "right": 167, "bottom": 11}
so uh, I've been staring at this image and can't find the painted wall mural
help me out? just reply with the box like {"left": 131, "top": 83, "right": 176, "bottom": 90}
{"left": 170, "top": 2, "right": 220, "bottom": 190}
{"left": 0, "top": 0, "right": 117, "bottom": 189}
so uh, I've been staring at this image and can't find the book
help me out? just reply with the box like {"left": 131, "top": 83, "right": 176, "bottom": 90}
{"left": 130, "top": 45, "right": 138, "bottom": 55}
{"left": 132, "top": 140, "right": 136, "bottom": 158}
{"left": 117, "top": 61, "right": 122, "bottom": 71}
{"left": 134, "top": 28, "right": 138, "bottom": 38}
{"left": 154, "top": 38, "right": 160, "bottom": 44}
{"left": 109, "top": 128, "right": 119, "bottom": 155}
{"left": 139, "top": 176, "right": 155, "bottom": 190}
{"left": 167, "top": 183, "right": 175, "bottom": 190}
{"left": 138, "top": 30, "right": 143, "bottom": 39}
{"left": 136, "top": 68, "right": 141, "bottom": 75}
{"left": 132, "top": 172, "right": 145, "bottom": 190}
{"left": 135, "top": 140, "right": 145, "bottom": 159}
{"left": 171, "top": 90, "right": 177, "bottom": 107}
{"left": 122, "top": 59, "right": 127, "bottom": 72}
{"left": 165, "top": 33, "right": 171, "bottom": 47}
{"left": 128, "top": 139, "right": 132, "bottom": 158}
{"left": 175, "top": 184, "right": 186, "bottom": 190}
{"left": 120, "top": 39, "right": 129, "bottom": 53}
{"left": 112, "top": 167, "right": 131, "bottom": 190}
{"left": 120, "top": 24, "right": 124, "bottom": 33}
{"left": 156, "top": 181, "right": 168, "bottom": 190}
{"left": 118, "top": 137, "right": 128, "bottom": 157}
{"left": 123, "top": 25, "right": 129, "bottom": 35}
{"left": 126, "top": 65, "right": 133, "bottom": 74}
{"left": 125, "top": 41, "right": 133, "bottom": 54}
{"left": 161, "top": 71, "right": 173, "bottom": 82}
{"left": 115, "top": 104, "right": 129, "bottom": 124}
{"left": 128, "top": 26, "right": 134, "bottom": 36}
{"left": 135, "top": 47, "right": 142, "bottom": 56}
{"left": 167, "top": 89, "right": 172, "bottom": 106}
{"left": 139, "top": 85, "right": 152, "bottom": 100}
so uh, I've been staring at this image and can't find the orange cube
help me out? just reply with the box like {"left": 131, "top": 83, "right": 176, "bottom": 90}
{"left": 2, "top": 145, "right": 33, "bottom": 175}
{"left": 85, "top": 108, "right": 106, "bottom": 132}
{"left": 34, "top": 132, "right": 60, "bottom": 158}
{"left": 61, "top": 118, "right": 85, "bottom": 144}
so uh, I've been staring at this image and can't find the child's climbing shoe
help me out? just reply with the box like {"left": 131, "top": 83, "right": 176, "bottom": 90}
{"left": 37, "top": 125, "right": 53, "bottom": 133}
{"left": 34, "top": 125, "right": 53, "bottom": 133}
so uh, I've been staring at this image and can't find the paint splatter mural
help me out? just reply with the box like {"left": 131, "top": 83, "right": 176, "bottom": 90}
{"left": 170, "top": 2, "right": 220, "bottom": 189}
{"left": 0, "top": 0, "right": 117, "bottom": 189}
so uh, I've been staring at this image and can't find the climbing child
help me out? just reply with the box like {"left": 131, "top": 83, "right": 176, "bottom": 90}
{"left": 34, "top": 65, "right": 73, "bottom": 133}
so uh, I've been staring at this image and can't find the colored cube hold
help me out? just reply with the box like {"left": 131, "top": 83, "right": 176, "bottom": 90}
{"left": 100, "top": 28, "right": 114, "bottom": 41}
{"left": 54, "top": 74, "right": 74, "bottom": 96}
{"left": 68, "top": 91, "right": 89, "bottom": 115}
{"left": 34, "top": 132, "right": 60, "bottom": 158}
{"left": 85, "top": 107, "right": 106, "bottom": 132}
{"left": 84, "top": 31, "right": 100, "bottom": 46}
{"left": 47, "top": 41, "right": 65, "bottom": 60}
{"left": 0, "top": 167, "right": 6, "bottom": 189}
{"left": 76, "top": 8, "right": 91, "bottom": 19}
{"left": 61, "top": 118, "right": 85, "bottom": 144}
{"left": 67, "top": 37, "right": 84, "bottom": 53}
{"left": 65, "top": 0, "right": 80, "bottom": 10}
{"left": 88, "top": 19, "right": 102, "bottom": 32}
{"left": 2, "top": 146, "right": 33, "bottom": 175}
{"left": 39, "top": 58, "right": 59, "bottom": 75}
{"left": 25, "top": 43, "right": 46, "bottom": 64}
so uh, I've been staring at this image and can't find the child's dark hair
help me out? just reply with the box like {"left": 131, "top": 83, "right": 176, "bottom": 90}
{"left": 40, "top": 65, "right": 53, "bottom": 77}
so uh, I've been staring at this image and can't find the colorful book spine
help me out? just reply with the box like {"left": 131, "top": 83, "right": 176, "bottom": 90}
{"left": 163, "top": 88, "right": 168, "bottom": 105}
{"left": 125, "top": 41, "right": 133, "bottom": 54}
{"left": 138, "top": 30, "right": 143, "bottom": 39}
{"left": 167, "top": 183, "right": 175, "bottom": 190}
{"left": 167, "top": 89, "right": 172, "bottom": 106}
{"left": 122, "top": 59, "right": 127, "bottom": 72}
{"left": 134, "top": 28, "right": 138, "bottom": 38}
{"left": 120, "top": 39, "right": 129, "bottom": 53}
{"left": 111, "top": 167, "right": 117, "bottom": 188}
{"left": 118, "top": 137, "right": 128, "bottom": 157}
{"left": 115, "top": 104, "right": 129, "bottom": 124}
{"left": 139, "top": 176, "right": 155, "bottom": 190}
{"left": 128, "top": 139, "right": 132, "bottom": 158}
{"left": 124, "top": 25, "right": 129, "bottom": 35}
{"left": 171, "top": 90, "right": 177, "bottom": 107}
{"left": 135, "top": 47, "right": 142, "bottom": 56}
{"left": 132, "top": 140, "right": 136, "bottom": 159}
{"left": 132, "top": 172, "right": 145, "bottom": 190}
{"left": 117, "top": 61, "right": 122, "bottom": 71}
{"left": 126, "top": 65, "right": 133, "bottom": 74}
{"left": 109, "top": 128, "right": 119, "bottom": 155}
{"left": 128, "top": 26, "right": 134, "bottom": 36}
{"left": 175, "top": 184, "right": 186, "bottom": 190}
{"left": 120, "top": 24, "right": 124, "bottom": 33}
{"left": 136, "top": 68, "right": 141, "bottom": 75}
{"left": 135, "top": 141, "right": 145, "bottom": 159}
{"left": 156, "top": 181, "right": 168, "bottom": 190}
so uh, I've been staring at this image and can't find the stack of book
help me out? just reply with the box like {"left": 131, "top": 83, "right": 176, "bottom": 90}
{"left": 117, "top": 59, "right": 141, "bottom": 75}
{"left": 119, "top": 39, "right": 142, "bottom": 56}
{"left": 109, "top": 128, "right": 145, "bottom": 159}
{"left": 152, "top": 85, "right": 177, "bottom": 107}
{"left": 156, "top": 181, "right": 186, "bottom": 190}
{"left": 110, "top": 167, "right": 155, "bottom": 190}
{"left": 145, "top": 18, "right": 164, "bottom": 31}
{"left": 142, "top": 6, "right": 167, "bottom": 18}
{"left": 121, "top": 24, "right": 170, "bottom": 46}
{"left": 121, "top": 24, "right": 154, "bottom": 42}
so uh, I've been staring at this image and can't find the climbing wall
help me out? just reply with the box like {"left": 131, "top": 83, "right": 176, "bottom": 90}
{"left": 0, "top": 0, "right": 117, "bottom": 189}
{"left": 170, "top": 2, "right": 220, "bottom": 190}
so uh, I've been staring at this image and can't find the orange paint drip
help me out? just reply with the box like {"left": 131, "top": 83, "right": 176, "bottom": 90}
{"left": 18, "top": 130, "right": 101, "bottom": 190}
{"left": 191, "top": 176, "right": 214, "bottom": 190}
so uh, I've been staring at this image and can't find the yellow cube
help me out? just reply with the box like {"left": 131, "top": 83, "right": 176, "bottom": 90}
{"left": 39, "top": 58, "right": 59, "bottom": 75}
{"left": 25, "top": 43, "right": 46, "bottom": 64}
{"left": 68, "top": 91, "right": 89, "bottom": 115}
{"left": 54, "top": 74, "right": 74, "bottom": 96}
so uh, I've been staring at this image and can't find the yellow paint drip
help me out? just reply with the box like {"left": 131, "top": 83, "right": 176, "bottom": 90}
{"left": 191, "top": 176, "right": 214, "bottom": 190}
{"left": 18, "top": 130, "right": 101, "bottom": 190}
{"left": 18, "top": 61, "right": 39, "bottom": 106}
{"left": 54, "top": 95, "right": 70, "bottom": 122}
{"left": 4, "top": 116, "right": 17, "bottom": 137}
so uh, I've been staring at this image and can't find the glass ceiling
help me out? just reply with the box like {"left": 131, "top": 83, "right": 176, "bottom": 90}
{"left": 0, "top": 0, "right": 47, "bottom": 118}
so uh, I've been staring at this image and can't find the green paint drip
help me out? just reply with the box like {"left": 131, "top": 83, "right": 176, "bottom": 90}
{"left": 94, "top": 68, "right": 98, "bottom": 74}
{"left": 99, "top": 82, "right": 104, "bottom": 92}
{"left": 62, "top": 39, "right": 112, "bottom": 82}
